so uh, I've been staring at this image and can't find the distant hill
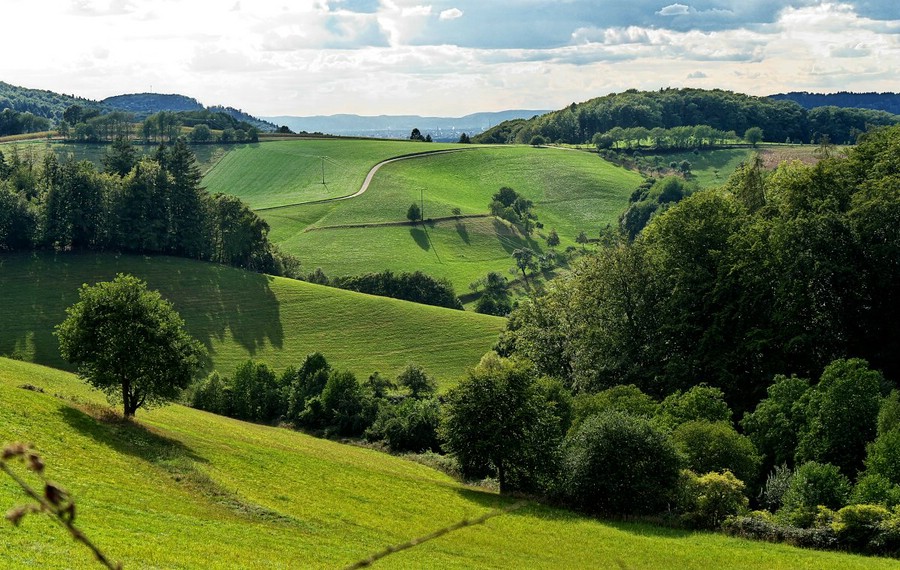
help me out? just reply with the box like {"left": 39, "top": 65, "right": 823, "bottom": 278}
{"left": 473, "top": 88, "right": 899, "bottom": 145}
{"left": 102, "top": 93, "right": 205, "bottom": 114}
{"left": 262, "top": 110, "right": 550, "bottom": 141}
{"left": 0, "top": 81, "right": 99, "bottom": 121}
{"left": 770, "top": 91, "right": 900, "bottom": 114}
{"left": 101, "top": 94, "right": 276, "bottom": 131}
{"left": 0, "top": 81, "right": 276, "bottom": 132}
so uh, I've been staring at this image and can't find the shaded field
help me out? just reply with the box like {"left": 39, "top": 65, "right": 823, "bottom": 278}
{"left": 202, "top": 139, "right": 460, "bottom": 209}
{"left": 0, "top": 358, "right": 893, "bottom": 569}
{"left": 262, "top": 145, "right": 642, "bottom": 291}
{"left": 0, "top": 253, "right": 504, "bottom": 387}
{"left": 0, "top": 140, "right": 235, "bottom": 175}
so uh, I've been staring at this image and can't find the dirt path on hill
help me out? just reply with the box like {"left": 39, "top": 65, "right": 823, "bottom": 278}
{"left": 254, "top": 147, "right": 477, "bottom": 211}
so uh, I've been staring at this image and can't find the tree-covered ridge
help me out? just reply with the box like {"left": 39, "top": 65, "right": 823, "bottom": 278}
{"left": 0, "top": 81, "right": 276, "bottom": 137}
{"left": 771, "top": 91, "right": 900, "bottom": 115}
{"left": 0, "top": 81, "right": 98, "bottom": 121}
{"left": 500, "top": 124, "right": 900, "bottom": 412}
{"left": 474, "top": 88, "right": 899, "bottom": 146}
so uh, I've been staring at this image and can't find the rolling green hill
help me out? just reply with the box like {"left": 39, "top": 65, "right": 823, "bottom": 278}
{"left": 202, "top": 139, "right": 460, "bottom": 209}
{"left": 1, "top": 357, "right": 893, "bottom": 569}
{"left": 220, "top": 141, "right": 643, "bottom": 291}
{"left": 0, "top": 253, "right": 504, "bottom": 388}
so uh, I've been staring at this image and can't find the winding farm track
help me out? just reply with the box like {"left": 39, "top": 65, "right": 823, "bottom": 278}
{"left": 254, "top": 147, "right": 478, "bottom": 211}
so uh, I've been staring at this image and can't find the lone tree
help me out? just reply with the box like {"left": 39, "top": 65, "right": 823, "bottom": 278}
{"left": 744, "top": 126, "right": 763, "bottom": 147}
{"left": 406, "top": 202, "right": 422, "bottom": 224}
{"left": 55, "top": 274, "right": 206, "bottom": 418}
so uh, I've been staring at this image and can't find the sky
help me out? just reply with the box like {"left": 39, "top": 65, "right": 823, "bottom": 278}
{"left": 2, "top": 0, "right": 898, "bottom": 117}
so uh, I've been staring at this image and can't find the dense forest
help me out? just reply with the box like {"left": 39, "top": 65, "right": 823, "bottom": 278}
{"left": 771, "top": 91, "right": 900, "bottom": 115}
{"left": 474, "top": 88, "right": 899, "bottom": 146}
{"left": 0, "top": 138, "right": 297, "bottom": 276}
{"left": 500, "top": 124, "right": 899, "bottom": 411}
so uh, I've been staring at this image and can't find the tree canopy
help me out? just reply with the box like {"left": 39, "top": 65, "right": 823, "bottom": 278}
{"left": 55, "top": 274, "right": 206, "bottom": 417}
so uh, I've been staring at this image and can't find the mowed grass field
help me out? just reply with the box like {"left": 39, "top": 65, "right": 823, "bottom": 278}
{"left": 1, "top": 358, "right": 894, "bottom": 569}
{"left": 202, "top": 138, "right": 460, "bottom": 209}
{"left": 0, "top": 253, "right": 504, "bottom": 388}
{"left": 226, "top": 142, "right": 643, "bottom": 291}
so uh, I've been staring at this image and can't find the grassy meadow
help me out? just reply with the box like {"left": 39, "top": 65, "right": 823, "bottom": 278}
{"left": 235, "top": 143, "right": 643, "bottom": 291}
{"left": 202, "top": 139, "right": 460, "bottom": 209}
{"left": 0, "top": 253, "right": 504, "bottom": 388}
{"left": 1, "top": 357, "right": 895, "bottom": 569}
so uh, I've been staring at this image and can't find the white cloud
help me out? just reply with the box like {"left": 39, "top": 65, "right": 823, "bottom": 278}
{"left": 657, "top": 3, "right": 690, "bottom": 16}
{"left": 440, "top": 8, "right": 463, "bottom": 20}
{"left": 0, "top": 0, "right": 897, "bottom": 116}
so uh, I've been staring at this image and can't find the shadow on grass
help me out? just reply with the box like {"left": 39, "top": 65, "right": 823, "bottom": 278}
{"left": 409, "top": 227, "right": 430, "bottom": 251}
{"left": 0, "top": 252, "right": 284, "bottom": 373}
{"left": 455, "top": 221, "right": 471, "bottom": 244}
{"left": 59, "top": 404, "right": 206, "bottom": 467}
{"left": 452, "top": 486, "right": 694, "bottom": 540}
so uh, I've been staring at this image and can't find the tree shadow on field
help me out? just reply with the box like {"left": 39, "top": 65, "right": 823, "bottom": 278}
{"left": 0, "top": 252, "right": 284, "bottom": 374}
{"left": 410, "top": 227, "right": 431, "bottom": 251}
{"left": 455, "top": 221, "right": 471, "bottom": 244}
{"left": 59, "top": 404, "right": 206, "bottom": 467}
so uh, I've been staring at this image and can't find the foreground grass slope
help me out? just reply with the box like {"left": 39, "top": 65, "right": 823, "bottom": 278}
{"left": 256, "top": 145, "right": 642, "bottom": 291}
{"left": 1, "top": 358, "right": 893, "bottom": 569}
{"left": 0, "top": 253, "right": 503, "bottom": 387}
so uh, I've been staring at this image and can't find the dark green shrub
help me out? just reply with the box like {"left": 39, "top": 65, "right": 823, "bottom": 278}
{"left": 570, "top": 384, "right": 657, "bottom": 434}
{"left": 396, "top": 363, "right": 437, "bottom": 399}
{"left": 671, "top": 420, "right": 761, "bottom": 484}
{"left": 656, "top": 384, "right": 731, "bottom": 429}
{"left": 561, "top": 411, "right": 681, "bottom": 515}
{"left": 865, "top": 429, "right": 900, "bottom": 484}
{"left": 779, "top": 461, "right": 851, "bottom": 526}
{"left": 741, "top": 375, "right": 810, "bottom": 471}
{"left": 191, "top": 372, "right": 229, "bottom": 416}
{"left": 852, "top": 473, "right": 900, "bottom": 508}
{"left": 285, "top": 353, "right": 331, "bottom": 422}
{"left": 319, "top": 370, "right": 377, "bottom": 437}
{"left": 796, "top": 358, "right": 883, "bottom": 477}
{"left": 723, "top": 513, "right": 838, "bottom": 550}
{"left": 367, "top": 397, "right": 441, "bottom": 453}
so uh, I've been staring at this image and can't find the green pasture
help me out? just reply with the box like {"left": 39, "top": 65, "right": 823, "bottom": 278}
{"left": 638, "top": 148, "right": 752, "bottom": 188}
{"left": 202, "top": 139, "right": 459, "bottom": 209}
{"left": 0, "top": 358, "right": 893, "bottom": 569}
{"left": 256, "top": 144, "right": 642, "bottom": 291}
{"left": 0, "top": 253, "right": 504, "bottom": 388}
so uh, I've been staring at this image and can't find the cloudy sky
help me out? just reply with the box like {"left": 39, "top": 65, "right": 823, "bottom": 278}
{"left": 2, "top": 0, "right": 898, "bottom": 116}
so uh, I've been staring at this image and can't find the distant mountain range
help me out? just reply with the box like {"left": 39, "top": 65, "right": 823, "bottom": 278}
{"left": 261, "top": 110, "right": 552, "bottom": 141}
{"left": 769, "top": 92, "right": 900, "bottom": 115}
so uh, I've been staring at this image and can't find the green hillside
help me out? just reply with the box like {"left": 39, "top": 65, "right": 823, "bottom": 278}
{"left": 202, "top": 139, "right": 460, "bottom": 209}
{"left": 248, "top": 144, "right": 642, "bottom": 291}
{"left": 0, "top": 253, "right": 504, "bottom": 387}
{"left": 1, "top": 358, "right": 893, "bottom": 569}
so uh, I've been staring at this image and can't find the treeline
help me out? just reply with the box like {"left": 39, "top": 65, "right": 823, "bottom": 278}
{"left": 306, "top": 268, "right": 463, "bottom": 310}
{"left": 474, "top": 88, "right": 899, "bottom": 146}
{"left": 59, "top": 106, "right": 260, "bottom": 144}
{"left": 0, "top": 138, "right": 298, "bottom": 277}
{"left": 193, "top": 356, "right": 442, "bottom": 452}
{"left": 0, "top": 109, "right": 52, "bottom": 137}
